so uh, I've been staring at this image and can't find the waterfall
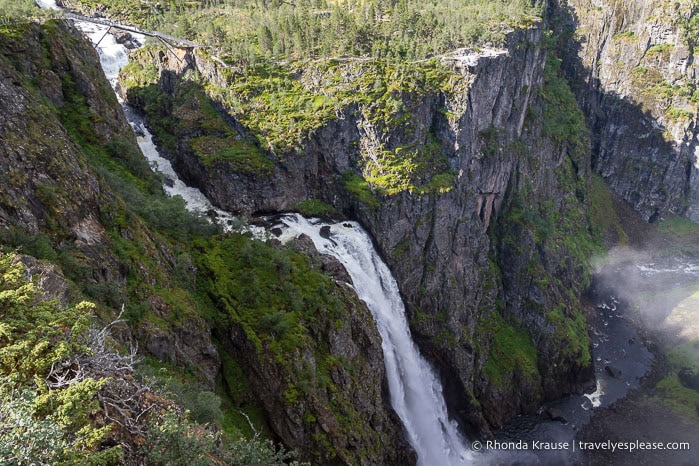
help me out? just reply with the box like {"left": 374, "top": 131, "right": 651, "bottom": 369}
{"left": 276, "top": 214, "right": 471, "bottom": 466}
{"left": 50, "top": 7, "right": 243, "bottom": 230}
{"left": 38, "top": 3, "right": 473, "bottom": 461}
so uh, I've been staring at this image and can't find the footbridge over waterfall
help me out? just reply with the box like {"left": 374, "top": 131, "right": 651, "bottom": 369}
{"left": 63, "top": 12, "right": 201, "bottom": 49}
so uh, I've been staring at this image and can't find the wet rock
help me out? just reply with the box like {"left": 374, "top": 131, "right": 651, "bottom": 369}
{"left": 270, "top": 227, "right": 283, "bottom": 237}
{"left": 319, "top": 225, "right": 332, "bottom": 239}
{"left": 112, "top": 30, "right": 139, "bottom": 49}
{"left": 132, "top": 123, "right": 146, "bottom": 137}
{"left": 605, "top": 365, "right": 623, "bottom": 379}
{"left": 541, "top": 407, "right": 568, "bottom": 423}
{"left": 678, "top": 368, "right": 699, "bottom": 392}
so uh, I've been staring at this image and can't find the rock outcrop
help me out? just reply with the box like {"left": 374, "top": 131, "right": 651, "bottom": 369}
{"left": 217, "top": 236, "right": 415, "bottom": 465}
{"left": 555, "top": 0, "right": 699, "bottom": 221}
{"left": 123, "top": 21, "right": 596, "bottom": 436}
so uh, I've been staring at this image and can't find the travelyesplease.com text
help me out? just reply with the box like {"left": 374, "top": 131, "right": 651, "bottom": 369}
{"left": 471, "top": 439, "right": 690, "bottom": 452}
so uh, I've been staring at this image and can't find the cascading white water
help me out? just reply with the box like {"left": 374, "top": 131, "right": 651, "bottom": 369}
{"left": 37, "top": 4, "right": 472, "bottom": 461}
{"left": 38, "top": 1, "right": 244, "bottom": 230}
{"left": 276, "top": 214, "right": 471, "bottom": 466}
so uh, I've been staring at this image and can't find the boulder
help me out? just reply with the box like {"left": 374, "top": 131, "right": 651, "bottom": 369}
{"left": 605, "top": 365, "right": 622, "bottom": 379}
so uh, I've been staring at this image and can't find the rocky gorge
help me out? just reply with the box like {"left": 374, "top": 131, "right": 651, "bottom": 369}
{"left": 1, "top": 0, "right": 699, "bottom": 464}
{"left": 120, "top": 7, "right": 598, "bottom": 438}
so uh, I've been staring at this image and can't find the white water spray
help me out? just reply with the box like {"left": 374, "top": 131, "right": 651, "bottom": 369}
{"left": 276, "top": 214, "right": 471, "bottom": 466}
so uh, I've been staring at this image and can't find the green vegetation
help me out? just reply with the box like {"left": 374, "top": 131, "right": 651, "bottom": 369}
{"left": 656, "top": 216, "right": 699, "bottom": 255}
{"left": 546, "top": 305, "right": 591, "bottom": 367}
{"left": 190, "top": 135, "right": 274, "bottom": 173}
{"left": 194, "top": 234, "right": 345, "bottom": 359}
{"left": 541, "top": 50, "right": 587, "bottom": 153}
{"left": 0, "top": 0, "right": 45, "bottom": 21}
{"left": 495, "top": 186, "right": 595, "bottom": 369}
{"left": 665, "top": 106, "right": 694, "bottom": 121}
{"left": 65, "top": 0, "right": 542, "bottom": 62}
{"left": 654, "top": 341, "right": 699, "bottom": 418}
{"left": 679, "top": 0, "right": 699, "bottom": 51}
{"left": 0, "top": 253, "right": 119, "bottom": 464}
{"left": 142, "top": 411, "right": 304, "bottom": 466}
{"left": 478, "top": 311, "right": 540, "bottom": 389}
{"left": 122, "top": 59, "right": 276, "bottom": 174}
{"left": 613, "top": 31, "right": 636, "bottom": 40}
{"left": 341, "top": 171, "right": 380, "bottom": 208}
{"left": 655, "top": 374, "right": 699, "bottom": 417}
{"left": 292, "top": 199, "right": 340, "bottom": 218}
{"left": 646, "top": 43, "right": 674, "bottom": 57}
{"left": 198, "top": 57, "right": 462, "bottom": 155}
{"left": 361, "top": 136, "right": 456, "bottom": 195}
{"left": 193, "top": 234, "right": 392, "bottom": 462}
{"left": 589, "top": 173, "right": 628, "bottom": 246}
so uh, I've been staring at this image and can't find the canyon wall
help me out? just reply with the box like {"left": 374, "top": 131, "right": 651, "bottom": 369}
{"left": 556, "top": 0, "right": 698, "bottom": 221}
{"left": 123, "top": 22, "right": 597, "bottom": 436}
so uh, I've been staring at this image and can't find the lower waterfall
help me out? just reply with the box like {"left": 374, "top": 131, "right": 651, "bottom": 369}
{"left": 276, "top": 214, "right": 470, "bottom": 466}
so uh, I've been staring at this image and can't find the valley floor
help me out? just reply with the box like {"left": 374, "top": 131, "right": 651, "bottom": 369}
{"left": 578, "top": 196, "right": 699, "bottom": 465}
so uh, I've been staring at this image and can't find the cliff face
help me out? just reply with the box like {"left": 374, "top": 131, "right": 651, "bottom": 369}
{"left": 0, "top": 20, "right": 220, "bottom": 387}
{"left": 556, "top": 0, "right": 699, "bottom": 221}
{"left": 1, "top": 20, "right": 410, "bottom": 465}
{"left": 123, "top": 23, "right": 596, "bottom": 436}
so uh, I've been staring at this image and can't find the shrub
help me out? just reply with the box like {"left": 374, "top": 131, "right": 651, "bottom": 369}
{"left": 142, "top": 411, "right": 305, "bottom": 466}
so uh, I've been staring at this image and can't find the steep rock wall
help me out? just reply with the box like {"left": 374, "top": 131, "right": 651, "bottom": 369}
{"left": 1, "top": 20, "right": 410, "bottom": 464}
{"left": 123, "top": 23, "right": 596, "bottom": 437}
{"left": 0, "top": 20, "right": 220, "bottom": 385}
{"left": 555, "top": 0, "right": 699, "bottom": 221}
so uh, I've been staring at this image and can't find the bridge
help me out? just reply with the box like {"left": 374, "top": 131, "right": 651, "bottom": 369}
{"left": 63, "top": 12, "right": 201, "bottom": 49}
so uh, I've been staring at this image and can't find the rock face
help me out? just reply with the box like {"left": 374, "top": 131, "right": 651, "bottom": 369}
{"left": 1, "top": 21, "right": 413, "bottom": 464}
{"left": 0, "top": 21, "right": 116, "bottom": 235}
{"left": 556, "top": 0, "right": 699, "bottom": 221}
{"left": 220, "top": 236, "right": 415, "bottom": 465}
{"left": 123, "top": 22, "right": 596, "bottom": 436}
{"left": 0, "top": 21, "right": 219, "bottom": 386}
